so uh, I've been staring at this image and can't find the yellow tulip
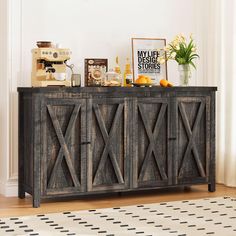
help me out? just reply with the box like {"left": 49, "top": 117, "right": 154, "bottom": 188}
{"left": 171, "top": 52, "right": 177, "bottom": 58}
{"left": 160, "top": 58, "right": 166, "bottom": 64}
{"left": 163, "top": 46, "right": 170, "bottom": 51}
{"left": 157, "top": 57, "right": 166, "bottom": 64}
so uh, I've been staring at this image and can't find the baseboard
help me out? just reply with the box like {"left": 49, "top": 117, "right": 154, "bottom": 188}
{"left": 0, "top": 178, "right": 18, "bottom": 196}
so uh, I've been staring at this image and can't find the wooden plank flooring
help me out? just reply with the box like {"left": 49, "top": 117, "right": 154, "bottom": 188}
{"left": 0, "top": 184, "right": 235, "bottom": 218}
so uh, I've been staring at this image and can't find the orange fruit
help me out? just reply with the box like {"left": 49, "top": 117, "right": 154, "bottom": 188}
{"left": 135, "top": 75, "right": 152, "bottom": 84}
{"left": 138, "top": 74, "right": 145, "bottom": 78}
{"left": 160, "top": 79, "right": 169, "bottom": 87}
{"left": 145, "top": 76, "right": 152, "bottom": 84}
{"left": 135, "top": 77, "right": 147, "bottom": 84}
{"left": 160, "top": 79, "right": 173, "bottom": 87}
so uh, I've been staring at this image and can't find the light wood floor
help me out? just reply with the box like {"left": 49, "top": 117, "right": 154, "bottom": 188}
{"left": 0, "top": 184, "right": 235, "bottom": 218}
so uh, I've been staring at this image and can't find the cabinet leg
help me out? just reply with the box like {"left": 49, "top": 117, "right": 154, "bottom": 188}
{"left": 208, "top": 182, "right": 216, "bottom": 192}
{"left": 183, "top": 185, "right": 191, "bottom": 191}
{"left": 18, "top": 188, "right": 25, "bottom": 199}
{"left": 33, "top": 197, "right": 41, "bottom": 208}
{"left": 18, "top": 179, "right": 25, "bottom": 199}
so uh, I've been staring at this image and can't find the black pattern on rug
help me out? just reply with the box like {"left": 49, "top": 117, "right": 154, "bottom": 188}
{"left": 0, "top": 197, "right": 236, "bottom": 236}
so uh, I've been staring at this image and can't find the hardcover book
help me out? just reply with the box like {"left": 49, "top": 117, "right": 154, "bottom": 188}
{"left": 84, "top": 58, "right": 108, "bottom": 86}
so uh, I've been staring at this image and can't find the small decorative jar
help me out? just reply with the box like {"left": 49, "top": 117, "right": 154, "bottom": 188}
{"left": 178, "top": 64, "right": 191, "bottom": 86}
{"left": 102, "top": 69, "right": 122, "bottom": 86}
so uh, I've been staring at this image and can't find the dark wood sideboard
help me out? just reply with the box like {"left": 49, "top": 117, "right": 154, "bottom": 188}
{"left": 18, "top": 87, "right": 217, "bottom": 207}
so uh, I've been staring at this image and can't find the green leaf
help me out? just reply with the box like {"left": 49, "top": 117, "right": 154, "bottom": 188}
{"left": 185, "top": 40, "right": 193, "bottom": 59}
{"left": 165, "top": 35, "right": 200, "bottom": 66}
{"left": 189, "top": 61, "right": 196, "bottom": 69}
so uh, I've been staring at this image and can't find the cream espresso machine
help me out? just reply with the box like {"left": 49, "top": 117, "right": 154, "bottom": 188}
{"left": 31, "top": 48, "right": 72, "bottom": 87}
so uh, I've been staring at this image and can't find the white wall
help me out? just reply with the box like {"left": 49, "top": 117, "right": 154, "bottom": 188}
{"left": 0, "top": 0, "right": 209, "bottom": 196}
{"left": 21, "top": 0, "right": 202, "bottom": 86}
{"left": 0, "top": 0, "right": 14, "bottom": 195}
{"left": 0, "top": 0, "right": 9, "bottom": 194}
{"left": 0, "top": 0, "right": 23, "bottom": 196}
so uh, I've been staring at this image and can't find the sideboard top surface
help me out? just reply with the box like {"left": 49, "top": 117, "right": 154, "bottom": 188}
{"left": 17, "top": 86, "right": 217, "bottom": 94}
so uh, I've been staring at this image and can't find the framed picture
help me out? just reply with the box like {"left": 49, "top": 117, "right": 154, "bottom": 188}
{"left": 131, "top": 38, "right": 168, "bottom": 84}
{"left": 84, "top": 58, "right": 108, "bottom": 86}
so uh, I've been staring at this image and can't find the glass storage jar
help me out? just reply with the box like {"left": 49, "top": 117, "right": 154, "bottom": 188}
{"left": 102, "top": 69, "right": 122, "bottom": 86}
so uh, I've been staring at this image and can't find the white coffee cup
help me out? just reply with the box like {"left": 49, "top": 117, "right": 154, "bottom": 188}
{"left": 54, "top": 73, "right": 66, "bottom": 81}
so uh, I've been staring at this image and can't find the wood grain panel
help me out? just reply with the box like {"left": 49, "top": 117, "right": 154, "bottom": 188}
{"left": 133, "top": 98, "right": 169, "bottom": 188}
{"left": 87, "top": 98, "right": 130, "bottom": 192}
{"left": 175, "top": 97, "right": 210, "bottom": 184}
{"left": 41, "top": 98, "right": 86, "bottom": 196}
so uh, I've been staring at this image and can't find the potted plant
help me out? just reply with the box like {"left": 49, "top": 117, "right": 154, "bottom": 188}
{"left": 158, "top": 34, "right": 199, "bottom": 86}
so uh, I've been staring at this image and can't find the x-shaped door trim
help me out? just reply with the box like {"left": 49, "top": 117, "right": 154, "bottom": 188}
{"left": 93, "top": 103, "right": 125, "bottom": 185}
{"left": 138, "top": 103, "right": 168, "bottom": 181}
{"left": 178, "top": 101, "right": 206, "bottom": 178}
{"left": 47, "top": 104, "right": 81, "bottom": 188}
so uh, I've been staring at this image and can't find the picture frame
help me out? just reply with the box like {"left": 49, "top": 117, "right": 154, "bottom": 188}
{"left": 131, "top": 38, "right": 168, "bottom": 84}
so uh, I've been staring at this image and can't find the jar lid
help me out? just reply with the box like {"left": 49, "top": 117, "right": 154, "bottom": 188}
{"left": 106, "top": 69, "right": 118, "bottom": 76}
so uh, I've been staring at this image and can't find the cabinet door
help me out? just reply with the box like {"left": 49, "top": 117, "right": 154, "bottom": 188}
{"left": 41, "top": 98, "right": 86, "bottom": 195}
{"left": 87, "top": 98, "right": 130, "bottom": 192}
{"left": 175, "top": 97, "right": 210, "bottom": 185}
{"left": 133, "top": 98, "right": 170, "bottom": 188}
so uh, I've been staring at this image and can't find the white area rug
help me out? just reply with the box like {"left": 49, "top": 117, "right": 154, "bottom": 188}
{"left": 0, "top": 197, "right": 236, "bottom": 236}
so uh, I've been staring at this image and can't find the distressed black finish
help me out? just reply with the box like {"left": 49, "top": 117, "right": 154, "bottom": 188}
{"left": 133, "top": 98, "right": 170, "bottom": 188}
{"left": 87, "top": 98, "right": 130, "bottom": 192}
{"left": 18, "top": 87, "right": 217, "bottom": 207}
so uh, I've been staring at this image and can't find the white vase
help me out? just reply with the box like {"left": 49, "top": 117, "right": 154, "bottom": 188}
{"left": 178, "top": 64, "right": 191, "bottom": 86}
